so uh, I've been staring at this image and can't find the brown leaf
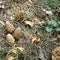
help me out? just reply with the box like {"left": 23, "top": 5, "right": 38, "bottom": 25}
{"left": 32, "top": 36, "right": 41, "bottom": 44}
{"left": 6, "top": 34, "right": 15, "bottom": 45}
{"left": 57, "top": 33, "right": 60, "bottom": 39}
{"left": 15, "top": 11, "right": 24, "bottom": 21}
{"left": 5, "top": 21, "right": 15, "bottom": 33}
{"left": 52, "top": 55, "right": 56, "bottom": 60}
{"left": 52, "top": 47, "right": 60, "bottom": 60}
{"left": 6, "top": 47, "right": 24, "bottom": 60}
{"left": 13, "top": 27, "right": 23, "bottom": 39}
{"left": 25, "top": 21, "right": 34, "bottom": 27}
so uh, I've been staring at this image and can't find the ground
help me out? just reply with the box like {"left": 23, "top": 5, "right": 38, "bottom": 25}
{"left": 0, "top": 0, "right": 60, "bottom": 60}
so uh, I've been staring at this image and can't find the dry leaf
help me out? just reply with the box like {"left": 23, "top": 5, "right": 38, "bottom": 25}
{"left": 6, "top": 34, "right": 15, "bottom": 45}
{"left": 5, "top": 21, "right": 15, "bottom": 33}
{"left": 7, "top": 56, "right": 14, "bottom": 60}
{"left": 15, "top": 11, "right": 24, "bottom": 21}
{"left": 57, "top": 33, "right": 60, "bottom": 39}
{"left": 25, "top": 21, "right": 34, "bottom": 27}
{"left": 0, "top": 20, "right": 5, "bottom": 26}
{"left": 32, "top": 36, "right": 41, "bottom": 44}
{"left": 52, "top": 55, "right": 56, "bottom": 60}
{"left": 13, "top": 27, "right": 23, "bottom": 39}
{"left": 52, "top": 47, "right": 60, "bottom": 60}
{"left": 6, "top": 47, "right": 25, "bottom": 60}
{"left": 28, "top": 0, "right": 33, "bottom": 4}
{"left": 10, "top": 47, "right": 24, "bottom": 54}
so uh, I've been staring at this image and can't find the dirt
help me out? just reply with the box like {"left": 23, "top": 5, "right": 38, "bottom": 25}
{"left": 0, "top": 0, "right": 60, "bottom": 60}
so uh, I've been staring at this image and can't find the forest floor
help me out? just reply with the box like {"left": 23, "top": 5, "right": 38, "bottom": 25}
{"left": 0, "top": 0, "right": 60, "bottom": 60}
